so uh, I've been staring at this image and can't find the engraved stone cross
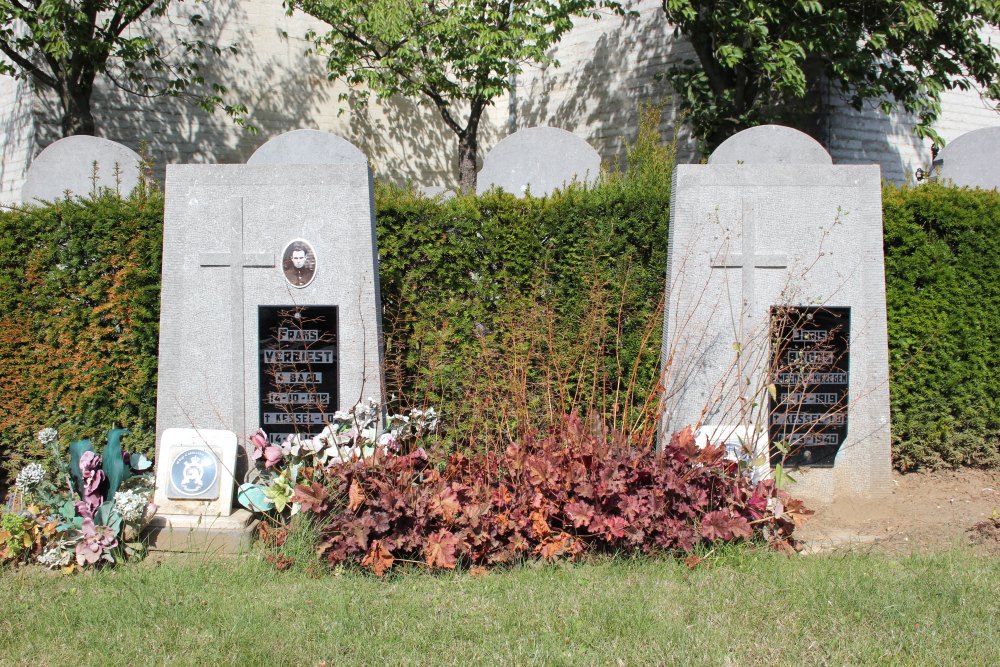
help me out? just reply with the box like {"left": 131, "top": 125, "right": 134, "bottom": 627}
{"left": 711, "top": 200, "right": 789, "bottom": 317}
{"left": 198, "top": 199, "right": 274, "bottom": 439}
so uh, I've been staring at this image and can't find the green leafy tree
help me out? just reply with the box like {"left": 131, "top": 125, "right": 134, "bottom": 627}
{"left": 662, "top": 1, "right": 1000, "bottom": 152}
{"left": 287, "top": 0, "right": 623, "bottom": 192}
{"left": 0, "top": 0, "right": 248, "bottom": 137}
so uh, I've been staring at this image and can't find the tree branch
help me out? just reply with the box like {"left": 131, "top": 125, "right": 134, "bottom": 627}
{"left": 421, "top": 85, "right": 462, "bottom": 135}
{"left": 109, "top": 0, "right": 160, "bottom": 39}
{"left": 0, "top": 42, "right": 57, "bottom": 89}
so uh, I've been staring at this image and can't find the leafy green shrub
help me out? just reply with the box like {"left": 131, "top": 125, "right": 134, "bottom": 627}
{"left": 0, "top": 190, "right": 162, "bottom": 481}
{"left": 883, "top": 183, "right": 1000, "bottom": 469}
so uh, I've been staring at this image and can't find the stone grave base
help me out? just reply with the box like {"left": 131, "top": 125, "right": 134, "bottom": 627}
{"left": 787, "top": 466, "right": 892, "bottom": 504}
{"left": 146, "top": 510, "right": 257, "bottom": 553}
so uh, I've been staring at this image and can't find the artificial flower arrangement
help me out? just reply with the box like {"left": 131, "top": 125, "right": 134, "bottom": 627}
{"left": 1, "top": 427, "right": 156, "bottom": 572}
{"left": 237, "top": 398, "right": 439, "bottom": 516}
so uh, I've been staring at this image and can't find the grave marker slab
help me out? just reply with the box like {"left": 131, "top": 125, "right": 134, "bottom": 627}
{"left": 248, "top": 129, "right": 367, "bottom": 165}
{"left": 22, "top": 136, "right": 141, "bottom": 202}
{"left": 708, "top": 124, "right": 831, "bottom": 165}
{"left": 661, "top": 126, "right": 891, "bottom": 500}
{"left": 477, "top": 126, "right": 600, "bottom": 197}
{"left": 155, "top": 159, "right": 383, "bottom": 512}
{"left": 933, "top": 127, "right": 1000, "bottom": 190}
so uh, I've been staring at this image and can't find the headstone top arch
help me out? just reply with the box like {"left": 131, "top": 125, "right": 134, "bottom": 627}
{"left": 247, "top": 129, "right": 367, "bottom": 165}
{"left": 934, "top": 127, "right": 1000, "bottom": 190}
{"left": 21, "top": 136, "right": 142, "bottom": 203}
{"left": 477, "top": 126, "right": 600, "bottom": 197}
{"left": 708, "top": 125, "right": 832, "bottom": 165}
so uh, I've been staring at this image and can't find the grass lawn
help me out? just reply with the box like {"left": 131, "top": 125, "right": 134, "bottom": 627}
{"left": 1, "top": 548, "right": 997, "bottom": 666}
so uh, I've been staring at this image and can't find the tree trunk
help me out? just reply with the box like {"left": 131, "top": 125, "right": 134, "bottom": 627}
{"left": 457, "top": 131, "right": 478, "bottom": 194}
{"left": 61, "top": 86, "right": 96, "bottom": 137}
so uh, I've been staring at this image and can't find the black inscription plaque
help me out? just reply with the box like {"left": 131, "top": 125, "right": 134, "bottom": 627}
{"left": 768, "top": 306, "right": 850, "bottom": 467}
{"left": 258, "top": 305, "right": 339, "bottom": 444}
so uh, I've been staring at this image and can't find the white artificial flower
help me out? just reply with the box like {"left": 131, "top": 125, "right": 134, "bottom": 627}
{"left": 281, "top": 434, "right": 304, "bottom": 457}
{"left": 38, "top": 546, "right": 74, "bottom": 569}
{"left": 15, "top": 463, "right": 45, "bottom": 493}
{"left": 114, "top": 489, "right": 150, "bottom": 523}
{"left": 37, "top": 428, "right": 58, "bottom": 446}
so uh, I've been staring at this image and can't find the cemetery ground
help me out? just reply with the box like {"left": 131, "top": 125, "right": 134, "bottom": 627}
{"left": 1, "top": 467, "right": 999, "bottom": 666}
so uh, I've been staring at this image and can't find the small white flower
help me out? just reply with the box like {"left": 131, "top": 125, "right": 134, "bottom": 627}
{"left": 114, "top": 489, "right": 150, "bottom": 523}
{"left": 15, "top": 463, "right": 45, "bottom": 493}
{"left": 37, "top": 428, "right": 58, "bottom": 446}
{"left": 38, "top": 546, "right": 74, "bottom": 569}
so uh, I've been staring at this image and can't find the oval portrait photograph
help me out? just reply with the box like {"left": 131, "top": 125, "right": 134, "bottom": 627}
{"left": 282, "top": 239, "right": 317, "bottom": 288}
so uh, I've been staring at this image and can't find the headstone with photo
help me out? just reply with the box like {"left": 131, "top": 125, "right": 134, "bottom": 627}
{"left": 660, "top": 125, "right": 891, "bottom": 501}
{"left": 933, "top": 127, "right": 1000, "bottom": 190}
{"left": 477, "top": 126, "right": 600, "bottom": 197}
{"left": 150, "top": 137, "right": 383, "bottom": 546}
{"left": 21, "top": 136, "right": 142, "bottom": 203}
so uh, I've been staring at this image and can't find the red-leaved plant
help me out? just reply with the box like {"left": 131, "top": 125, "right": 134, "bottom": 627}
{"left": 309, "top": 414, "right": 811, "bottom": 575}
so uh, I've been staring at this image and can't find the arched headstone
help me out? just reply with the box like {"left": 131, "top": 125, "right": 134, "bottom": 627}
{"left": 708, "top": 125, "right": 832, "bottom": 165}
{"left": 934, "top": 127, "right": 1000, "bottom": 190}
{"left": 247, "top": 129, "right": 367, "bottom": 165}
{"left": 477, "top": 126, "right": 600, "bottom": 197}
{"left": 21, "top": 136, "right": 142, "bottom": 202}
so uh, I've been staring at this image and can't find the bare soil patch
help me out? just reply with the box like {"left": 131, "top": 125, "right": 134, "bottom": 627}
{"left": 797, "top": 468, "right": 1000, "bottom": 554}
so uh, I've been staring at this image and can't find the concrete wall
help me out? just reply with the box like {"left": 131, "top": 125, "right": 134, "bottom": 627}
{"left": 4, "top": 1, "right": 1000, "bottom": 197}
{"left": 0, "top": 73, "right": 34, "bottom": 206}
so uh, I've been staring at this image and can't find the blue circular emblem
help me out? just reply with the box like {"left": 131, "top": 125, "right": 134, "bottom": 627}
{"left": 169, "top": 449, "right": 219, "bottom": 497}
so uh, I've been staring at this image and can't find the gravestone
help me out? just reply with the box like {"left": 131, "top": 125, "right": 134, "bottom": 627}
{"left": 247, "top": 129, "right": 367, "bottom": 165}
{"left": 933, "top": 127, "right": 1000, "bottom": 190}
{"left": 21, "top": 136, "right": 141, "bottom": 202}
{"left": 708, "top": 125, "right": 831, "bottom": 165}
{"left": 152, "top": 147, "right": 383, "bottom": 542}
{"left": 477, "top": 126, "right": 600, "bottom": 197}
{"left": 661, "top": 125, "right": 891, "bottom": 501}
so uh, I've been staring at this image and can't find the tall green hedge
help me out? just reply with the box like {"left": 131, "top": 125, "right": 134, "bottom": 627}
{"left": 883, "top": 183, "right": 1000, "bottom": 469}
{"left": 376, "top": 133, "right": 674, "bottom": 445}
{"left": 1, "top": 161, "right": 998, "bottom": 481}
{"left": 0, "top": 190, "right": 163, "bottom": 479}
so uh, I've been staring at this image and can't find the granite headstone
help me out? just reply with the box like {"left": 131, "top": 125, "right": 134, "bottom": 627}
{"left": 933, "top": 127, "right": 1000, "bottom": 190}
{"left": 477, "top": 126, "right": 600, "bottom": 197}
{"left": 708, "top": 124, "right": 831, "bottom": 166}
{"left": 661, "top": 125, "right": 891, "bottom": 500}
{"left": 154, "top": 150, "right": 383, "bottom": 518}
{"left": 247, "top": 129, "right": 367, "bottom": 165}
{"left": 21, "top": 136, "right": 141, "bottom": 202}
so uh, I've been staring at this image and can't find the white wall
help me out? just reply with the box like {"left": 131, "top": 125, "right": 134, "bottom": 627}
{"left": 0, "top": 73, "right": 34, "bottom": 205}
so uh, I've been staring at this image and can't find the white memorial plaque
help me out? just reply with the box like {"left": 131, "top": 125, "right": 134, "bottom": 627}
{"left": 154, "top": 428, "right": 238, "bottom": 517}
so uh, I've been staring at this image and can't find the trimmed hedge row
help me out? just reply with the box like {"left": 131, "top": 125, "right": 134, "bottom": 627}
{"left": 0, "top": 190, "right": 163, "bottom": 478}
{"left": 1, "top": 170, "right": 997, "bottom": 480}
{"left": 883, "top": 184, "right": 1000, "bottom": 469}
